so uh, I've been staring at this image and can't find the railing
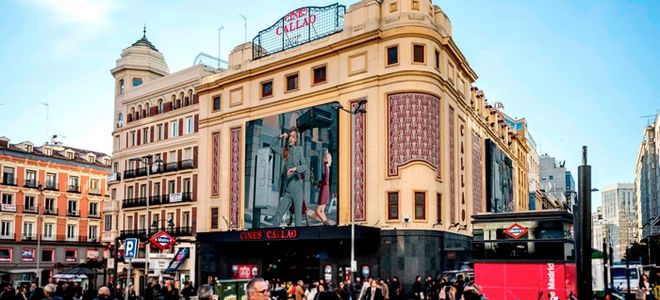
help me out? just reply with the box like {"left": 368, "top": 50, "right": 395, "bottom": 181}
{"left": 123, "top": 169, "right": 136, "bottom": 179}
{"left": 179, "top": 159, "right": 194, "bottom": 170}
{"left": 67, "top": 210, "right": 80, "bottom": 217}
{"left": 0, "top": 233, "right": 15, "bottom": 240}
{"left": 67, "top": 185, "right": 80, "bottom": 193}
{"left": 88, "top": 212, "right": 101, "bottom": 219}
{"left": 122, "top": 193, "right": 193, "bottom": 208}
{"left": 165, "top": 162, "right": 178, "bottom": 172}
{"left": 23, "top": 206, "right": 38, "bottom": 214}
{"left": 89, "top": 188, "right": 102, "bottom": 196}
{"left": 136, "top": 167, "right": 147, "bottom": 177}
{"left": 24, "top": 179, "right": 38, "bottom": 188}
{"left": 21, "top": 234, "right": 36, "bottom": 241}
{"left": 1, "top": 176, "right": 16, "bottom": 186}
{"left": 45, "top": 182, "right": 58, "bottom": 191}
{"left": 120, "top": 226, "right": 193, "bottom": 238}
{"left": 122, "top": 197, "right": 147, "bottom": 208}
{"left": 107, "top": 172, "right": 121, "bottom": 182}
{"left": 44, "top": 209, "right": 58, "bottom": 216}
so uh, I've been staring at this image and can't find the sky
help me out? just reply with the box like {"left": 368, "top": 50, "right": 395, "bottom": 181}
{"left": 0, "top": 0, "right": 658, "bottom": 210}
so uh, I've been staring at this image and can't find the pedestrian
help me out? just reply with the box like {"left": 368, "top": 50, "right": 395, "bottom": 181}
{"left": 247, "top": 278, "right": 270, "bottom": 300}
{"left": 412, "top": 277, "right": 422, "bottom": 300}
{"left": 196, "top": 285, "right": 213, "bottom": 300}
{"left": 94, "top": 287, "right": 111, "bottom": 300}
{"left": 361, "top": 280, "right": 383, "bottom": 300}
{"left": 306, "top": 282, "right": 318, "bottom": 300}
{"left": 335, "top": 282, "right": 348, "bottom": 300}
{"left": 181, "top": 281, "right": 195, "bottom": 300}
{"left": 357, "top": 277, "right": 372, "bottom": 300}
{"left": 636, "top": 274, "right": 651, "bottom": 300}
{"left": 15, "top": 286, "right": 28, "bottom": 300}
{"left": 377, "top": 280, "right": 388, "bottom": 300}
{"left": 44, "top": 284, "right": 63, "bottom": 300}
{"left": 163, "top": 281, "right": 179, "bottom": 300}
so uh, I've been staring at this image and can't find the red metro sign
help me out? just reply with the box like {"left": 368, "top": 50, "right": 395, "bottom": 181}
{"left": 149, "top": 231, "right": 176, "bottom": 250}
{"left": 503, "top": 223, "right": 528, "bottom": 239}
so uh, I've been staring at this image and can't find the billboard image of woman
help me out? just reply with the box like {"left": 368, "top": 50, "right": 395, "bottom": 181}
{"left": 244, "top": 103, "right": 339, "bottom": 228}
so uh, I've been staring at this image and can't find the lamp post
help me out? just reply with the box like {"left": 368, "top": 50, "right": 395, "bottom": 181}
{"left": 129, "top": 156, "right": 162, "bottom": 288}
{"left": 331, "top": 99, "right": 367, "bottom": 283}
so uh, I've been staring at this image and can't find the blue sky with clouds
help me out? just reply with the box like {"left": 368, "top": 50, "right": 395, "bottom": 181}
{"left": 0, "top": 0, "right": 658, "bottom": 209}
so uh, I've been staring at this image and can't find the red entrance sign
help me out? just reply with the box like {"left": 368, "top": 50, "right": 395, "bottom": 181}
{"left": 239, "top": 229, "right": 298, "bottom": 241}
{"left": 503, "top": 223, "right": 528, "bottom": 239}
{"left": 149, "top": 231, "right": 176, "bottom": 250}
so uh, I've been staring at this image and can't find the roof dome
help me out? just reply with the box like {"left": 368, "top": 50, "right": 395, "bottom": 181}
{"left": 131, "top": 26, "right": 158, "bottom": 51}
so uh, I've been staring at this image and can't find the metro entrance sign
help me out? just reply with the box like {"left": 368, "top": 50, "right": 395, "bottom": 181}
{"left": 148, "top": 231, "right": 176, "bottom": 250}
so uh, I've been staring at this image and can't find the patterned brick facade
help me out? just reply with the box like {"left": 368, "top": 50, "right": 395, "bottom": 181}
{"left": 472, "top": 131, "right": 483, "bottom": 213}
{"left": 352, "top": 101, "right": 366, "bottom": 221}
{"left": 211, "top": 132, "right": 220, "bottom": 196}
{"left": 229, "top": 128, "right": 241, "bottom": 229}
{"left": 449, "top": 107, "right": 456, "bottom": 224}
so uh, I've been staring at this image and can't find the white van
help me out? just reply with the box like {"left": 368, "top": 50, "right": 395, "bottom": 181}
{"left": 611, "top": 265, "right": 642, "bottom": 293}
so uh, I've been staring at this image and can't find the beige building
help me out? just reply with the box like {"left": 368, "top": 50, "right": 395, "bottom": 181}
{"left": 601, "top": 183, "right": 638, "bottom": 261}
{"left": 193, "top": 0, "right": 529, "bottom": 283}
{"left": 105, "top": 31, "right": 218, "bottom": 289}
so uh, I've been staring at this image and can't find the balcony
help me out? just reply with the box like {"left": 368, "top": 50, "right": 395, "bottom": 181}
{"left": 88, "top": 212, "right": 101, "bottom": 219}
{"left": 44, "top": 182, "right": 58, "bottom": 191}
{"left": 121, "top": 193, "right": 193, "bottom": 209}
{"left": 0, "top": 233, "right": 15, "bottom": 240}
{"left": 67, "top": 185, "right": 80, "bottom": 193}
{"left": 89, "top": 188, "right": 102, "bottom": 196}
{"left": 165, "top": 162, "right": 178, "bottom": 172}
{"left": 120, "top": 226, "right": 193, "bottom": 238}
{"left": 123, "top": 169, "right": 136, "bottom": 179}
{"left": 67, "top": 210, "right": 80, "bottom": 217}
{"left": 107, "top": 172, "right": 121, "bottom": 183}
{"left": 179, "top": 159, "right": 194, "bottom": 170}
{"left": 136, "top": 167, "right": 148, "bottom": 177}
{"left": 21, "top": 234, "right": 36, "bottom": 241}
{"left": 1, "top": 175, "right": 16, "bottom": 186}
{"left": 23, "top": 206, "right": 38, "bottom": 214}
{"left": 122, "top": 197, "right": 147, "bottom": 208}
{"left": 44, "top": 208, "right": 58, "bottom": 216}
{"left": 24, "top": 179, "right": 38, "bottom": 188}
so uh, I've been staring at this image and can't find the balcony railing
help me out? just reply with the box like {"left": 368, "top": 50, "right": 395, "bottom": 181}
{"left": 165, "top": 162, "right": 178, "bottom": 172}
{"left": 44, "top": 182, "right": 58, "bottom": 191}
{"left": 67, "top": 210, "right": 80, "bottom": 217}
{"left": 0, "top": 233, "right": 15, "bottom": 240}
{"left": 24, "top": 179, "right": 38, "bottom": 188}
{"left": 44, "top": 209, "right": 58, "bottom": 216}
{"left": 1, "top": 175, "right": 16, "bottom": 186}
{"left": 107, "top": 172, "right": 121, "bottom": 182}
{"left": 122, "top": 193, "right": 193, "bottom": 208}
{"left": 123, "top": 169, "right": 136, "bottom": 179}
{"left": 89, "top": 188, "right": 102, "bottom": 196}
{"left": 67, "top": 185, "right": 80, "bottom": 193}
{"left": 88, "top": 212, "right": 101, "bottom": 219}
{"left": 136, "top": 167, "right": 147, "bottom": 177}
{"left": 23, "top": 206, "right": 38, "bottom": 214}
{"left": 120, "top": 226, "right": 193, "bottom": 238}
{"left": 21, "top": 234, "right": 36, "bottom": 241}
{"left": 179, "top": 159, "right": 194, "bottom": 170}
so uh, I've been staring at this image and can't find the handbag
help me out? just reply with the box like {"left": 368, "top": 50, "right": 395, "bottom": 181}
{"left": 635, "top": 288, "right": 645, "bottom": 300}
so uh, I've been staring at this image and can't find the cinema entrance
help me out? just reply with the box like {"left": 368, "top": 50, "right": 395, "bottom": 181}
{"left": 196, "top": 225, "right": 380, "bottom": 284}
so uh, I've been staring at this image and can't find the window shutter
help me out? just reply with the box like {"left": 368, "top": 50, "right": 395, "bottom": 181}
{"left": 194, "top": 115, "right": 199, "bottom": 133}
{"left": 150, "top": 126, "right": 155, "bottom": 143}
{"left": 179, "top": 119, "right": 183, "bottom": 136}
{"left": 164, "top": 122, "right": 169, "bottom": 140}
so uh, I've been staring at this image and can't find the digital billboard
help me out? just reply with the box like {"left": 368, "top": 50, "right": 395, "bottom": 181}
{"left": 244, "top": 103, "right": 339, "bottom": 229}
{"left": 485, "top": 139, "right": 514, "bottom": 213}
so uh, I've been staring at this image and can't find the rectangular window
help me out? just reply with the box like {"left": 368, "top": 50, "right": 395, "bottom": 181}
{"left": 130, "top": 131, "right": 136, "bottom": 146}
{"left": 182, "top": 212, "right": 190, "bottom": 228}
{"left": 1, "top": 194, "right": 13, "bottom": 205}
{"left": 25, "top": 170, "right": 37, "bottom": 187}
{"left": 185, "top": 117, "right": 193, "bottom": 134}
{"left": 170, "top": 120, "right": 178, "bottom": 137}
{"left": 66, "top": 224, "right": 77, "bottom": 240}
{"left": 167, "top": 180, "right": 176, "bottom": 194}
{"left": 132, "top": 78, "right": 142, "bottom": 87}
{"left": 45, "top": 198, "right": 55, "bottom": 213}
{"left": 0, "top": 221, "right": 11, "bottom": 237}
{"left": 434, "top": 50, "right": 439, "bottom": 69}
{"left": 387, "top": 192, "right": 399, "bottom": 220}
{"left": 2, "top": 166, "right": 15, "bottom": 185}
{"left": 387, "top": 46, "right": 398, "bottom": 65}
{"left": 211, "top": 208, "right": 219, "bottom": 229}
{"left": 46, "top": 173, "right": 56, "bottom": 189}
{"left": 313, "top": 66, "right": 327, "bottom": 84}
{"left": 212, "top": 96, "right": 221, "bottom": 111}
{"left": 0, "top": 248, "right": 12, "bottom": 262}
{"left": 415, "top": 192, "right": 426, "bottom": 220}
{"left": 436, "top": 193, "right": 442, "bottom": 224}
{"left": 413, "top": 44, "right": 425, "bottom": 63}
{"left": 104, "top": 215, "right": 112, "bottom": 231}
{"left": 286, "top": 73, "right": 299, "bottom": 91}
{"left": 157, "top": 124, "right": 163, "bottom": 141}
{"left": 24, "top": 196, "right": 35, "bottom": 212}
{"left": 261, "top": 81, "right": 273, "bottom": 98}
{"left": 44, "top": 223, "right": 54, "bottom": 239}
{"left": 68, "top": 176, "right": 79, "bottom": 190}
{"left": 126, "top": 216, "right": 133, "bottom": 230}
{"left": 139, "top": 215, "right": 146, "bottom": 230}
{"left": 143, "top": 128, "right": 149, "bottom": 144}
{"left": 23, "top": 222, "right": 34, "bottom": 239}
{"left": 90, "top": 179, "right": 100, "bottom": 195}
{"left": 89, "top": 202, "right": 98, "bottom": 217}
{"left": 68, "top": 200, "right": 78, "bottom": 215}
{"left": 41, "top": 249, "right": 54, "bottom": 262}
{"left": 21, "top": 248, "right": 35, "bottom": 262}
{"left": 88, "top": 226, "right": 97, "bottom": 241}
{"left": 65, "top": 249, "right": 77, "bottom": 262}
{"left": 140, "top": 184, "right": 147, "bottom": 198}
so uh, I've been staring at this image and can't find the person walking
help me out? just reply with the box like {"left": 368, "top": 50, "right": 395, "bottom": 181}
{"left": 361, "top": 281, "right": 383, "bottom": 300}
{"left": 181, "top": 282, "right": 195, "bottom": 300}
{"left": 636, "top": 274, "right": 652, "bottom": 300}
{"left": 163, "top": 281, "right": 179, "bottom": 300}
{"left": 14, "top": 286, "right": 28, "bottom": 300}
{"left": 247, "top": 278, "right": 270, "bottom": 300}
{"left": 412, "top": 277, "right": 422, "bottom": 300}
{"left": 196, "top": 285, "right": 214, "bottom": 300}
{"left": 44, "top": 284, "right": 63, "bottom": 300}
{"left": 93, "top": 287, "right": 112, "bottom": 300}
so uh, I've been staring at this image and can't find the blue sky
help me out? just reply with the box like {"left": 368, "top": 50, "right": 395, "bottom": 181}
{"left": 0, "top": 0, "right": 658, "bottom": 209}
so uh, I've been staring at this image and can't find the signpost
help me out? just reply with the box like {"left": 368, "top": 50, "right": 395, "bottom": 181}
{"left": 148, "top": 231, "right": 177, "bottom": 250}
{"left": 124, "top": 238, "right": 138, "bottom": 300}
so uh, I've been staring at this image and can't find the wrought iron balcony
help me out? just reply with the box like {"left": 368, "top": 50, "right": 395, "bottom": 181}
{"left": 123, "top": 169, "right": 136, "bottom": 179}
{"left": 122, "top": 197, "right": 147, "bottom": 208}
{"left": 67, "top": 185, "right": 80, "bottom": 193}
{"left": 22, "top": 206, "right": 38, "bottom": 214}
{"left": 121, "top": 193, "right": 193, "bottom": 208}
{"left": 179, "top": 159, "right": 194, "bottom": 170}
{"left": 43, "top": 208, "right": 58, "bottom": 216}
{"left": 44, "top": 181, "right": 58, "bottom": 191}
{"left": 24, "top": 179, "right": 38, "bottom": 188}
{"left": 67, "top": 210, "right": 80, "bottom": 217}
{"left": 0, "top": 233, "right": 15, "bottom": 240}
{"left": 88, "top": 188, "right": 102, "bottom": 196}
{"left": 120, "top": 226, "right": 193, "bottom": 238}
{"left": 2, "top": 175, "right": 16, "bottom": 186}
{"left": 165, "top": 162, "right": 178, "bottom": 172}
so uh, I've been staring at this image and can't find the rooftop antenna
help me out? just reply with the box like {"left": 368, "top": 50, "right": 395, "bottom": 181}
{"left": 641, "top": 114, "right": 656, "bottom": 126}
{"left": 218, "top": 26, "right": 224, "bottom": 69}
{"left": 42, "top": 102, "right": 49, "bottom": 144}
{"left": 239, "top": 14, "right": 247, "bottom": 42}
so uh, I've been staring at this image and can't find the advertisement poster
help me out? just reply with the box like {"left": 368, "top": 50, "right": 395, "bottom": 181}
{"left": 21, "top": 248, "right": 34, "bottom": 262}
{"left": 244, "top": 103, "right": 339, "bottom": 228}
{"left": 474, "top": 262, "right": 577, "bottom": 300}
{"left": 232, "top": 264, "right": 259, "bottom": 279}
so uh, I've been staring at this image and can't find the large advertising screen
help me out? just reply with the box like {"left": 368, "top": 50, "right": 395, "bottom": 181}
{"left": 244, "top": 103, "right": 339, "bottom": 229}
{"left": 485, "top": 139, "right": 513, "bottom": 213}
{"left": 474, "top": 262, "right": 577, "bottom": 300}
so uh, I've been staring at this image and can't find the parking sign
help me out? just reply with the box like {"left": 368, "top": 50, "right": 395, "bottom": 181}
{"left": 124, "top": 238, "right": 138, "bottom": 260}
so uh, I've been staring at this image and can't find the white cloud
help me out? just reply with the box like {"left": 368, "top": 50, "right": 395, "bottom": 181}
{"left": 24, "top": 0, "right": 119, "bottom": 28}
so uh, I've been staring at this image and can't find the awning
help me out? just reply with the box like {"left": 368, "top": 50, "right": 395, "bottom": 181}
{"left": 2, "top": 269, "right": 38, "bottom": 274}
{"left": 164, "top": 247, "right": 190, "bottom": 273}
{"left": 53, "top": 274, "right": 88, "bottom": 282}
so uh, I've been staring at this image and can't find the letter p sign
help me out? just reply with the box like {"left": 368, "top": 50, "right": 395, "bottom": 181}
{"left": 124, "top": 238, "right": 138, "bottom": 260}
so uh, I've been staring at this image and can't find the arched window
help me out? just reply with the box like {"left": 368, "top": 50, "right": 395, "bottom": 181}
{"left": 117, "top": 113, "right": 123, "bottom": 128}
{"left": 187, "top": 89, "right": 194, "bottom": 105}
{"left": 171, "top": 94, "right": 177, "bottom": 109}
{"left": 158, "top": 99, "right": 164, "bottom": 113}
{"left": 178, "top": 92, "right": 184, "bottom": 108}
{"left": 144, "top": 102, "right": 150, "bottom": 117}
{"left": 137, "top": 105, "right": 143, "bottom": 119}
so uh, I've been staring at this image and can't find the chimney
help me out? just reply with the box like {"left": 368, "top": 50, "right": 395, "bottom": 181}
{"left": 0, "top": 136, "right": 9, "bottom": 148}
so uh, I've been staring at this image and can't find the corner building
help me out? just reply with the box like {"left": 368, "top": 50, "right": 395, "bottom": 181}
{"left": 195, "top": 0, "right": 529, "bottom": 285}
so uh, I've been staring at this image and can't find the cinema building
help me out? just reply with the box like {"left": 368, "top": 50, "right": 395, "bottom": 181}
{"left": 192, "top": 0, "right": 531, "bottom": 286}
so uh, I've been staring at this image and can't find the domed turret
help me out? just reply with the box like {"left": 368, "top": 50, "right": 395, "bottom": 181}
{"left": 111, "top": 27, "right": 169, "bottom": 98}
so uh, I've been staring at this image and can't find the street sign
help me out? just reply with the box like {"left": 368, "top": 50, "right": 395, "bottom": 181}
{"left": 148, "top": 231, "right": 176, "bottom": 250}
{"left": 124, "top": 238, "right": 138, "bottom": 259}
{"left": 503, "top": 223, "right": 528, "bottom": 239}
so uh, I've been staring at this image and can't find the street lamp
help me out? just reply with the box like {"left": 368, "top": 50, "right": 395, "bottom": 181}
{"left": 330, "top": 98, "right": 367, "bottom": 283}
{"left": 128, "top": 156, "right": 162, "bottom": 287}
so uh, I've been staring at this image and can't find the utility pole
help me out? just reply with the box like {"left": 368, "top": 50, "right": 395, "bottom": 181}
{"left": 577, "top": 146, "right": 592, "bottom": 300}
{"left": 603, "top": 238, "right": 608, "bottom": 293}
{"left": 240, "top": 14, "right": 247, "bottom": 42}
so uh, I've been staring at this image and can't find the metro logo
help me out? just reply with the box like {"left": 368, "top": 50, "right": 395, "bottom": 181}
{"left": 504, "top": 223, "right": 528, "bottom": 239}
{"left": 148, "top": 231, "right": 176, "bottom": 250}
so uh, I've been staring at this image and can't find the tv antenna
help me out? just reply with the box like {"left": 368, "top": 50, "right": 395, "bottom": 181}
{"left": 42, "top": 102, "right": 49, "bottom": 143}
{"left": 640, "top": 114, "right": 657, "bottom": 126}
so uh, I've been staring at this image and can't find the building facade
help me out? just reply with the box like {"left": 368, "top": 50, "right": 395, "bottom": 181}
{"left": 601, "top": 183, "right": 637, "bottom": 261}
{"left": 635, "top": 113, "right": 659, "bottom": 264}
{"left": 539, "top": 154, "right": 569, "bottom": 207}
{"left": 194, "top": 0, "right": 529, "bottom": 286}
{"left": 0, "top": 137, "right": 110, "bottom": 286}
{"left": 105, "top": 32, "right": 218, "bottom": 291}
